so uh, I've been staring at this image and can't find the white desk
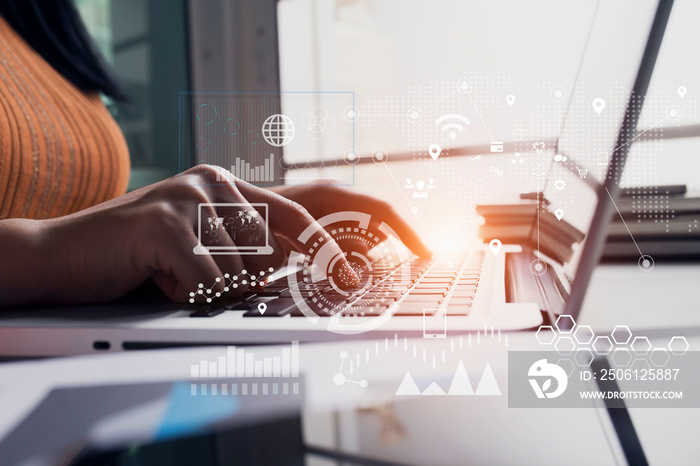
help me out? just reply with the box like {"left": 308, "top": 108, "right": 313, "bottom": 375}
{"left": 578, "top": 263, "right": 700, "bottom": 332}
{"left": 0, "top": 263, "right": 699, "bottom": 465}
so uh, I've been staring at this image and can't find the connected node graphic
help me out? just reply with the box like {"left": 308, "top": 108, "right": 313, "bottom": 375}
{"left": 333, "top": 351, "right": 368, "bottom": 388}
{"left": 667, "top": 105, "right": 681, "bottom": 121}
{"left": 406, "top": 107, "right": 423, "bottom": 123}
{"left": 189, "top": 268, "right": 275, "bottom": 304}
{"left": 530, "top": 259, "right": 547, "bottom": 276}
{"left": 372, "top": 148, "right": 388, "bottom": 164}
{"left": 406, "top": 202, "right": 423, "bottom": 219}
{"left": 550, "top": 85, "right": 567, "bottom": 102}
{"left": 343, "top": 149, "right": 360, "bottom": 165}
{"left": 456, "top": 78, "right": 472, "bottom": 94}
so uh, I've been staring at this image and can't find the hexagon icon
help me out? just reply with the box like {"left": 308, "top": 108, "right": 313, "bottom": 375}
{"left": 630, "top": 357, "right": 650, "bottom": 372}
{"left": 574, "top": 348, "right": 594, "bottom": 367}
{"left": 631, "top": 336, "right": 651, "bottom": 355}
{"left": 611, "top": 325, "right": 632, "bottom": 346}
{"left": 668, "top": 336, "right": 689, "bottom": 355}
{"left": 611, "top": 348, "right": 632, "bottom": 367}
{"left": 573, "top": 325, "right": 595, "bottom": 345}
{"left": 554, "top": 335, "right": 575, "bottom": 355}
{"left": 536, "top": 325, "right": 557, "bottom": 345}
{"left": 649, "top": 348, "right": 670, "bottom": 367}
{"left": 593, "top": 336, "right": 613, "bottom": 355}
{"left": 555, "top": 315, "right": 576, "bottom": 334}
{"left": 556, "top": 358, "right": 576, "bottom": 377}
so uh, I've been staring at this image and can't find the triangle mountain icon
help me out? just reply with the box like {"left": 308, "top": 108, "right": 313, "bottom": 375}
{"left": 448, "top": 360, "right": 474, "bottom": 395}
{"left": 475, "top": 362, "right": 501, "bottom": 396}
{"left": 421, "top": 382, "right": 447, "bottom": 396}
{"left": 395, "top": 372, "right": 421, "bottom": 396}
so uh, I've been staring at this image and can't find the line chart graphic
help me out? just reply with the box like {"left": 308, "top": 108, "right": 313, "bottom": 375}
{"left": 334, "top": 325, "right": 509, "bottom": 396}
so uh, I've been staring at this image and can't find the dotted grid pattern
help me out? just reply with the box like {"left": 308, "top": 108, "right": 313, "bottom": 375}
{"left": 609, "top": 84, "right": 666, "bottom": 231}
{"left": 510, "top": 81, "right": 691, "bottom": 237}
{"left": 507, "top": 81, "right": 575, "bottom": 216}
{"left": 450, "top": 75, "right": 511, "bottom": 233}
{"left": 537, "top": 315, "right": 690, "bottom": 376}
{"left": 360, "top": 75, "right": 511, "bottom": 234}
{"left": 621, "top": 89, "right": 699, "bottom": 234}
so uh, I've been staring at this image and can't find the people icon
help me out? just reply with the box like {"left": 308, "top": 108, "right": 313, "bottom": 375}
{"left": 427, "top": 178, "right": 436, "bottom": 189}
{"left": 413, "top": 180, "right": 428, "bottom": 199}
{"left": 404, "top": 177, "right": 414, "bottom": 189}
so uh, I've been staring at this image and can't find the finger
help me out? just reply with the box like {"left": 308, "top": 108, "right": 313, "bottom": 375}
{"left": 329, "top": 192, "right": 432, "bottom": 258}
{"left": 328, "top": 233, "right": 373, "bottom": 257}
{"left": 197, "top": 180, "right": 287, "bottom": 276}
{"left": 152, "top": 227, "right": 226, "bottom": 302}
{"left": 274, "top": 235, "right": 295, "bottom": 257}
{"left": 223, "top": 175, "right": 361, "bottom": 288}
{"left": 197, "top": 203, "right": 250, "bottom": 298}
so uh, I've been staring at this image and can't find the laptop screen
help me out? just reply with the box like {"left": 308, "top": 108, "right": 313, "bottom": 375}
{"left": 198, "top": 203, "right": 270, "bottom": 252}
{"left": 276, "top": 0, "right": 665, "bottom": 292}
{"left": 543, "top": 0, "right": 660, "bottom": 282}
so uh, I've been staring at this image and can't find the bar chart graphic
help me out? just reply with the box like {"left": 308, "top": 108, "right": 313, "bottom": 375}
{"left": 189, "top": 341, "right": 301, "bottom": 396}
{"left": 216, "top": 153, "right": 275, "bottom": 183}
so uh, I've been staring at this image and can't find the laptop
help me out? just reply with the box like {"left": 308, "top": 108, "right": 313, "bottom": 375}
{"left": 193, "top": 203, "right": 275, "bottom": 256}
{"left": 0, "top": 0, "right": 671, "bottom": 356}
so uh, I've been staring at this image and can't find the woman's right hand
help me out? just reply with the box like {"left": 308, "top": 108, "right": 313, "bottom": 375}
{"left": 3, "top": 165, "right": 359, "bottom": 306}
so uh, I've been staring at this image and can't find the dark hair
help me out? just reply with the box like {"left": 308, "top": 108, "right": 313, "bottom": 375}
{"left": 0, "top": 0, "right": 128, "bottom": 103}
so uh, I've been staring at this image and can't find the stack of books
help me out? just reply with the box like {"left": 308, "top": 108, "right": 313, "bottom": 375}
{"left": 476, "top": 196, "right": 585, "bottom": 264}
{"left": 604, "top": 185, "right": 700, "bottom": 259}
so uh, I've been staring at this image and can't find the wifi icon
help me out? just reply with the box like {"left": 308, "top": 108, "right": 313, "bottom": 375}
{"left": 435, "top": 114, "right": 471, "bottom": 140}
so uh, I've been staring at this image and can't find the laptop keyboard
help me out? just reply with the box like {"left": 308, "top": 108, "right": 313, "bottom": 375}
{"left": 190, "top": 251, "right": 484, "bottom": 318}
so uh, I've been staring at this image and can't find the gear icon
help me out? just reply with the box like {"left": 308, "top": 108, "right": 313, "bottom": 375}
{"left": 554, "top": 178, "right": 566, "bottom": 191}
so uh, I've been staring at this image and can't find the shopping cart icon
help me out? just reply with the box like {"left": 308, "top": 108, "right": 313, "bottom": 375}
{"left": 577, "top": 167, "right": 588, "bottom": 179}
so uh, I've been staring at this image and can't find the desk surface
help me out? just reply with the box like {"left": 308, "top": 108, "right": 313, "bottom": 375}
{"left": 578, "top": 263, "right": 700, "bottom": 332}
{"left": 0, "top": 263, "right": 699, "bottom": 465}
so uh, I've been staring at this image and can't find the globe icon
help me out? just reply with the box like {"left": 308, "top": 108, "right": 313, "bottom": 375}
{"left": 262, "top": 114, "right": 295, "bottom": 147}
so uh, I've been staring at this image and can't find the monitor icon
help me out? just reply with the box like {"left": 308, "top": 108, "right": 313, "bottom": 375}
{"left": 193, "top": 203, "right": 274, "bottom": 255}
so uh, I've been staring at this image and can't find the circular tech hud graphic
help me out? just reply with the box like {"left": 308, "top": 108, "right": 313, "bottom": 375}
{"left": 288, "top": 211, "right": 411, "bottom": 335}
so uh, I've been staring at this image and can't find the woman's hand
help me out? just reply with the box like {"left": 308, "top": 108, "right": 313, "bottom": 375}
{"left": 2, "top": 165, "right": 363, "bottom": 306}
{"left": 271, "top": 184, "right": 432, "bottom": 258}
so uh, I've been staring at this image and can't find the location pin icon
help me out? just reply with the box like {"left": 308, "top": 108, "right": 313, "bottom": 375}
{"left": 489, "top": 238, "right": 502, "bottom": 256}
{"left": 678, "top": 86, "right": 687, "bottom": 98}
{"left": 428, "top": 143, "right": 441, "bottom": 161}
{"left": 257, "top": 302, "right": 267, "bottom": 315}
{"left": 592, "top": 98, "right": 606, "bottom": 115}
{"left": 506, "top": 94, "right": 515, "bottom": 106}
{"left": 554, "top": 209, "right": 564, "bottom": 221}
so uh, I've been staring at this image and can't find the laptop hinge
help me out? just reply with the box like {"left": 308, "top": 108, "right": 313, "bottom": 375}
{"left": 505, "top": 250, "right": 567, "bottom": 321}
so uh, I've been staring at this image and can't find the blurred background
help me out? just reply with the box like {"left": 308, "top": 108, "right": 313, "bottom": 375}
{"left": 75, "top": 0, "right": 700, "bottom": 252}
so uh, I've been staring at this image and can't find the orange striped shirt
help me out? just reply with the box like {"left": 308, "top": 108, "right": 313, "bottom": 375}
{"left": 0, "top": 15, "right": 130, "bottom": 220}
